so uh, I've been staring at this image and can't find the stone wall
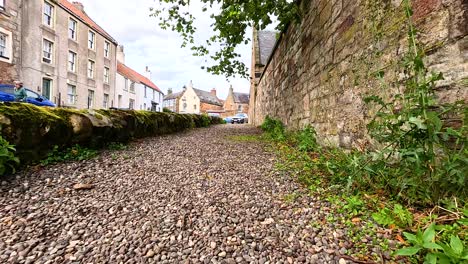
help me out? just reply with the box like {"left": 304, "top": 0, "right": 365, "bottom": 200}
{"left": 249, "top": 0, "right": 468, "bottom": 148}
{"left": 200, "top": 102, "right": 224, "bottom": 114}
{"left": 0, "top": 103, "right": 222, "bottom": 164}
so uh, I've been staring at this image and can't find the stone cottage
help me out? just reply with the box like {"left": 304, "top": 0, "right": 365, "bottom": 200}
{"left": 163, "top": 88, "right": 183, "bottom": 112}
{"left": 178, "top": 81, "right": 223, "bottom": 114}
{"left": 223, "top": 85, "right": 250, "bottom": 118}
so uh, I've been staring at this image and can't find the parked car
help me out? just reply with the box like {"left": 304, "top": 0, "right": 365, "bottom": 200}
{"left": 230, "top": 113, "right": 248, "bottom": 124}
{"left": 0, "top": 84, "right": 55, "bottom": 107}
{"left": 207, "top": 113, "right": 220, "bottom": 117}
{"left": 223, "top": 116, "right": 233, "bottom": 123}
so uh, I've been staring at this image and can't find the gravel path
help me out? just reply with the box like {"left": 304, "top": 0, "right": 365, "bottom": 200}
{"left": 1, "top": 125, "right": 358, "bottom": 264}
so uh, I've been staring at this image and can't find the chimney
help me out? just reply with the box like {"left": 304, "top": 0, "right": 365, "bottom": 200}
{"left": 117, "top": 45, "right": 125, "bottom": 63}
{"left": 144, "top": 66, "right": 152, "bottom": 80}
{"left": 167, "top": 88, "right": 173, "bottom": 95}
{"left": 229, "top": 85, "right": 234, "bottom": 94}
{"left": 210, "top": 88, "right": 217, "bottom": 96}
{"left": 72, "top": 2, "right": 85, "bottom": 12}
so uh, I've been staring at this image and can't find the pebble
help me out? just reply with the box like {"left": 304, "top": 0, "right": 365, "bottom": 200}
{"left": 0, "top": 125, "right": 397, "bottom": 264}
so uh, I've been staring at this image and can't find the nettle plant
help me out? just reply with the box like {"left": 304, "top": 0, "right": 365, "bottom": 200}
{"left": 363, "top": 0, "right": 467, "bottom": 205}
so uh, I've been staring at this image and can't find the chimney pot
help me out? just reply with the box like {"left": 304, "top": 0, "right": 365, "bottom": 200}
{"left": 210, "top": 88, "right": 217, "bottom": 96}
{"left": 72, "top": 2, "right": 85, "bottom": 12}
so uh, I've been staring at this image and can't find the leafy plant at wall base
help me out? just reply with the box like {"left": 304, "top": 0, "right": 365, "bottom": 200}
{"left": 261, "top": 116, "right": 286, "bottom": 141}
{"left": 0, "top": 135, "right": 20, "bottom": 175}
{"left": 362, "top": 0, "right": 467, "bottom": 205}
{"left": 41, "top": 145, "right": 98, "bottom": 166}
{"left": 396, "top": 223, "right": 468, "bottom": 263}
{"left": 296, "top": 125, "right": 319, "bottom": 152}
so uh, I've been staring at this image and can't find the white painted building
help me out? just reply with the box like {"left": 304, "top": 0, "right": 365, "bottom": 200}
{"left": 115, "top": 46, "right": 163, "bottom": 111}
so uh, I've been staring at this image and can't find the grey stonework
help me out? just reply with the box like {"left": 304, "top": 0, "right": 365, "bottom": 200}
{"left": 249, "top": 0, "right": 468, "bottom": 148}
{"left": 20, "top": 1, "right": 118, "bottom": 109}
{"left": 0, "top": 0, "right": 22, "bottom": 84}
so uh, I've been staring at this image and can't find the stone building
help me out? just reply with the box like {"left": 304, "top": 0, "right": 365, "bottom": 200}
{"left": 250, "top": 0, "right": 468, "bottom": 148}
{"left": 20, "top": 0, "right": 118, "bottom": 109}
{"left": 179, "top": 81, "right": 223, "bottom": 114}
{"left": 163, "top": 88, "right": 183, "bottom": 112}
{"left": 0, "top": 0, "right": 22, "bottom": 84}
{"left": 249, "top": 29, "right": 277, "bottom": 122}
{"left": 223, "top": 85, "right": 249, "bottom": 118}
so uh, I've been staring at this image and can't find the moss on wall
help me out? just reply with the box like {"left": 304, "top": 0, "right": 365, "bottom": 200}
{"left": 0, "top": 103, "right": 222, "bottom": 164}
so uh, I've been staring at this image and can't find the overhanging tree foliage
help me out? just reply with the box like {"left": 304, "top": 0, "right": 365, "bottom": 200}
{"left": 150, "top": 0, "right": 299, "bottom": 79}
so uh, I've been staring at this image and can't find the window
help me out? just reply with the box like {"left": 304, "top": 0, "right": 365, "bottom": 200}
{"left": 144, "top": 103, "right": 146, "bottom": 110}
{"left": 0, "top": 33, "right": 7, "bottom": 58}
{"left": 238, "top": 105, "right": 242, "bottom": 112}
{"left": 43, "top": 39, "right": 53, "bottom": 64}
{"left": 104, "top": 67, "right": 109, "bottom": 84}
{"left": 88, "top": 31, "right": 95, "bottom": 49}
{"left": 87, "top": 89, "right": 94, "bottom": 108}
{"left": 129, "top": 99, "right": 134, "bottom": 110}
{"left": 103, "top": 93, "right": 109, "bottom": 109}
{"left": 118, "top": 95, "right": 122, "bottom": 108}
{"left": 42, "top": 78, "right": 52, "bottom": 99}
{"left": 67, "top": 84, "right": 76, "bottom": 105}
{"left": 183, "top": 103, "right": 187, "bottom": 110}
{"left": 194, "top": 104, "right": 197, "bottom": 110}
{"left": 130, "top": 81, "right": 135, "bottom": 93}
{"left": 144, "top": 86, "right": 147, "bottom": 98}
{"left": 26, "top": 90, "right": 40, "bottom": 98}
{"left": 124, "top": 78, "right": 128, "bottom": 91}
{"left": 68, "top": 51, "right": 76, "bottom": 72}
{"left": 104, "top": 42, "right": 110, "bottom": 58}
{"left": 87, "top": 60, "right": 95, "bottom": 78}
{"left": 68, "top": 18, "right": 77, "bottom": 40}
{"left": 43, "top": 2, "right": 54, "bottom": 27}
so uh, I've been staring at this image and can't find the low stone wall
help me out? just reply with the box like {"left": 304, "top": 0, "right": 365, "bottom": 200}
{"left": 0, "top": 103, "right": 222, "bottom": 164}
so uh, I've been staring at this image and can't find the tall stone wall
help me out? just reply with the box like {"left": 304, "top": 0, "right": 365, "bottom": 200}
{"left": 250, "top": 0, "right": 468, "bottom": 148}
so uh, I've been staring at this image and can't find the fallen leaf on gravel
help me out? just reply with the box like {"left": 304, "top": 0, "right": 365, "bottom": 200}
{"left": 73, "top": 183, "right": 94, "bottom": 190}
{"left": 352, "top": 217, "right": 361, "bottom": 223}
{"left": 396, "top": 234, "right": 405, "bottom": 244}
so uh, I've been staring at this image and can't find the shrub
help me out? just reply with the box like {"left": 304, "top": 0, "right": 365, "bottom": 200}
{"left": 0, "top": 135, "right": 19, "bottom": 175}
{"left": 261, "top": 116, "right": 285, "bottom": 141}
{"left": 162, "top": 107, "right": 172, "bottom": 113}
{"left": 295, "top": 125, "right": 319, "bottom": 152}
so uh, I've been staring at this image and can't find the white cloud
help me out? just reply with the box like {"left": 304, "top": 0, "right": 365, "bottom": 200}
{"left": 78, "top": 0, "right": 251, "bottom": 99}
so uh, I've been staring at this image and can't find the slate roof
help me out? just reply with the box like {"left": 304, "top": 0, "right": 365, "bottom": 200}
{"left": 193, "top": 88, "right": 223, "bottom": 106}
{"left": 233, "top": 92, "right": 250, "bottom": 104}
{"left": 164, "top": 91, "right": 183, "bottom": 101}
{"left": 117, "top": 62, "right": 162, "bottom": 93}
{"left": 258, "top": 31, "right": 277, "bottom": 65}
{"left": 59, "top": 0, "right": 117, "bottom": 44}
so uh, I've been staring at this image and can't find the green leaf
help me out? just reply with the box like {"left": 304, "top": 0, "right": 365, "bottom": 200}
{"left": 403, "top": 232, "right": 418, "bottom": 243}
{"left": 450, "top": 235, "right": 463, "bottom": 256}
{"left": 423, "top": 242, "right": 443, "bottom": 250}
{"left": 395, "top": 246, "right": 421, "bottom": 256}
{"left": 423, "top": 223, "right": 436, "bottom": 243}
{"left": 409, "top": 116, "right": 427, "bottom": 130}
{"left": 423, "top": 253, "right": 437, "bottom": 264}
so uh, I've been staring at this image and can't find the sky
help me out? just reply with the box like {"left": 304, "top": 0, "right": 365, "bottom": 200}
{"left": 78, "top": 0, "right": 252, "bottom": 100}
